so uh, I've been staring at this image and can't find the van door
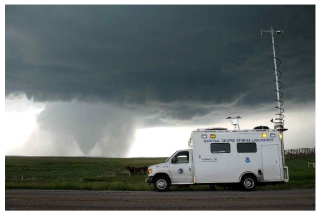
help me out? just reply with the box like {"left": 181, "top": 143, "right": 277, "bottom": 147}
{"left": 169, "top": 150, "right": 194, "bottom": 184}
{"left": 261, "top": 144, "right": 281, "bottom": 180}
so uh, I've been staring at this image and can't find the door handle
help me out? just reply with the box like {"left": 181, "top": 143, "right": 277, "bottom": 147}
{"left": 189, "top": 168, "right": 191, "bottom": 171}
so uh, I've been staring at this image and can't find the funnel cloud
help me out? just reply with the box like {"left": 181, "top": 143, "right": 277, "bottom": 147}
{"left": 36, "top": 102, "right": 137, "bottom": 156}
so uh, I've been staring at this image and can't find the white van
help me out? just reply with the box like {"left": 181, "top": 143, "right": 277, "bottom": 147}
{"left": 146, "top": 128, "right": 289, "bottom": 191}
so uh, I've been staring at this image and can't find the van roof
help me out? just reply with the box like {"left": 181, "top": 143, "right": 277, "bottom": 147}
{"left": 194, "top": 128, "right": 277, "bottom": 133}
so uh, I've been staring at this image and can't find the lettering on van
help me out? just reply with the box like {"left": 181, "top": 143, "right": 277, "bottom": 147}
{"left": 251, "top": 138, "right": 274, "bottom": 142}
{"left": 237, "top": 139, "right": 251, "bottom": 142}
{"left": 222, "top": 139, "right": 235, "bottom": 142}
{"left": 202, "top": 158, "right": 218, "bottom": 163}
{"left": 236, "top": 138, "right": 274, "bottom": 142}
{"left": 204, "top": 139, "right": 220, "bottom": 143}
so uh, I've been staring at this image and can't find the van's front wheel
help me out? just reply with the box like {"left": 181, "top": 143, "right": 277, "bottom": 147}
{"left": 240, "top": 175, "right": 257, "bottom": 191}
{"left": 154, "top": 176, "right": 170, "bottom": 192}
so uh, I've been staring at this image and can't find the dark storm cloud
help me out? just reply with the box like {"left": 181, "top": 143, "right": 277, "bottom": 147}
{"left": 5, "top": 6, "right": 315, "bottom": 156}
{"left": 6, "top": 5, "right": 315, "bottom": 109}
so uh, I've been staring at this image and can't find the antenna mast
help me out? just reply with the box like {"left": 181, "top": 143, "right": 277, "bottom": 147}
{"left": 261, "top": 21, "right": 288, "bottom": 167}
{"left": 261, "top": 24, "right": 287, "bottom": 132}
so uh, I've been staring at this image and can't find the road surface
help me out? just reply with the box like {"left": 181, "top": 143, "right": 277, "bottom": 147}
{"left": 6, "top": 189, "right": 315, "bottom": 210}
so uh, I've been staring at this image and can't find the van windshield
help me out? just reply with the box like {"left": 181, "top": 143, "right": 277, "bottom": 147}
{"left": 164, "top": 151, "right": 177, "bottom": 163}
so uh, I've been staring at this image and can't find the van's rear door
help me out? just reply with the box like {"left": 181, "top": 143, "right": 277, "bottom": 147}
{"left": 261, "top": 144, "right": 281, "bottom": 180}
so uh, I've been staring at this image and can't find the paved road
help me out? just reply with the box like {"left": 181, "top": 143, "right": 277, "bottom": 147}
{"left": 6, "top": 189, "right": 315, "bottom": 210}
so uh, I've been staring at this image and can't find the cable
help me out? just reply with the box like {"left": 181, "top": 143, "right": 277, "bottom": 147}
{"left": 270, "top": 39, "right": 285, "bottom": 128}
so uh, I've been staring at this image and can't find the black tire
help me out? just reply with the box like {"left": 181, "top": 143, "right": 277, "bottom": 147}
{"left": 240, "top": 175, "right": 257, "bottom": 191}
{"left": 154, "top": 175, "right": 170, "bottom": 192}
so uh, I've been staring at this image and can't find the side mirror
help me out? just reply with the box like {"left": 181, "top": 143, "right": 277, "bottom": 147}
{"left": 171, "top": 157, "right": 176, "bottom": 164}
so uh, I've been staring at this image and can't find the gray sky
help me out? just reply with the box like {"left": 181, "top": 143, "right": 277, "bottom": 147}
{"left": 5, "top": 5, "right": 315, "bottom": 157}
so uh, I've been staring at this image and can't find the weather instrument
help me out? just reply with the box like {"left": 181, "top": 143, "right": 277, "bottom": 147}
{"left": 226, "top": 116, "right": 242, "bottom": 130}
{"left": 261, "top": 19, "right": 288, "bottom": 165}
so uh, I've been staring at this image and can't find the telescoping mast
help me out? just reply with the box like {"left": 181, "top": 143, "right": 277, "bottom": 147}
{"left": 261, "top": 22, "right": 288, "bottom": 166}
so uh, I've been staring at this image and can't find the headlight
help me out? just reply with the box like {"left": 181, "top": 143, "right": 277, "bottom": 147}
{"left": 148, "top": 169, "right": 152, "bottom": 174}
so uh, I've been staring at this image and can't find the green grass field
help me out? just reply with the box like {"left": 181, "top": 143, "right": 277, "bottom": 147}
{"left": 5, "top": 156, "right": 315, "bottom": 191}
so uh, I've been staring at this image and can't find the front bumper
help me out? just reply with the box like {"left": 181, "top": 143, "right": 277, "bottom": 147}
{"left": 145, "top": 176, "right": 154, "bottom": 185}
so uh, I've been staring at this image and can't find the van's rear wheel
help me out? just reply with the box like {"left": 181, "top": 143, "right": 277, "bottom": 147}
{"left": 154, "top": 176, "right": 170, "bottom": 192}
{"left": 240, "top": 175, "right": 257, "bottom": 191}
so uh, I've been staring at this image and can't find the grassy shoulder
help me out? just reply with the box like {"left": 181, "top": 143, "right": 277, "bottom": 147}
{"left": 5, "top": 156, "right": 315, "bottom": 191}
{"left": 257, "top": 156, "right": 315, "bottom": 190}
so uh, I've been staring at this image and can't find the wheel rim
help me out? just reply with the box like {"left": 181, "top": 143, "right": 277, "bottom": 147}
{"left": 156, "top": 179, "right": 167, "bottom": 190}
{"left": 244, "top": 178, "right": 254, "bottom": 189}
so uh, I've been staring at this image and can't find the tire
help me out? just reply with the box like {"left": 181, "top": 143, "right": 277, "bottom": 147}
{"left": 240, "top": 175, "right": 257, "bottom": 191}
{"left": 154, "top": 175, "right": 170, "bottom": 192}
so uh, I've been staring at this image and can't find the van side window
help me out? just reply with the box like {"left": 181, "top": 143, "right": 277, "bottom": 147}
{"left": 237, "top": 143, "right": 257, "bottom": 153}
{"left": 172, "top": 151, "right": 189, "bottom": 164}
{"left": 210, "top": 143, "right": 230, "bottom": 153}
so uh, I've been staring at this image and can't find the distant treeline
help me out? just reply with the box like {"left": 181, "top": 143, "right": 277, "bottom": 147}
{"left": 284, "top": 148, "right": 315, "bottom": 159}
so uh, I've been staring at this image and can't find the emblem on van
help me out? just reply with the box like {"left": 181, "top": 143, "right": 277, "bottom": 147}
{"left": 178, "top": 169, "right": 184, "bottom": 174}
{"left": 245, "top": 157, "right": 251, "bottom": 163}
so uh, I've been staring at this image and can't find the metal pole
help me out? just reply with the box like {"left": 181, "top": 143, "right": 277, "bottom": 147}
{"left": 270, "top": 28, "right": 286, "bottom": 167}
{"left": 262, "top": 27, "right": 287, "bottom": 174}
{"left": 270, "top": 27, "right": 282, "bottom": 124}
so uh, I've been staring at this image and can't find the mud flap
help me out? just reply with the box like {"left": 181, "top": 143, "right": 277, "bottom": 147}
{"left": 283, "top": 166, "right": 289, "bottom": 182}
